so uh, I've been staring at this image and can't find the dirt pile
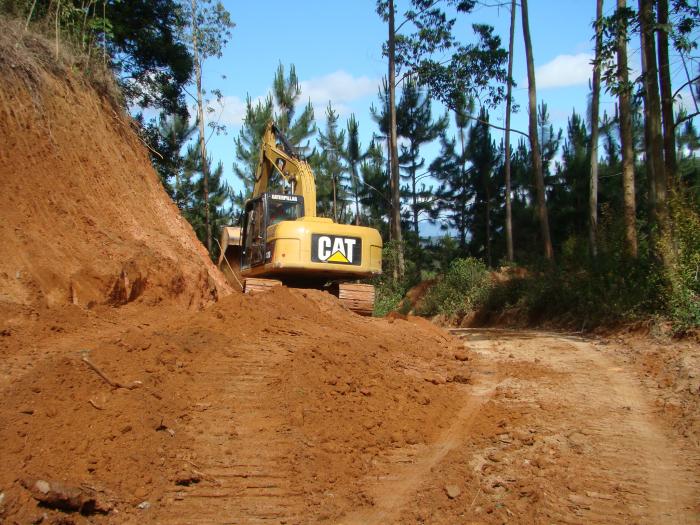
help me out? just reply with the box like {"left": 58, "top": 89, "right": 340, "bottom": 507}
{"left": 0, "top": 20, "right": 229, "bottom": 310}
{"left": 0, "top": 287, "right": 470, "bottom": 524}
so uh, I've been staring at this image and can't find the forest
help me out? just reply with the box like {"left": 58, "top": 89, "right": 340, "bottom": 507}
{"left": 3, "top": 0, "right": 699, "bottom": 330}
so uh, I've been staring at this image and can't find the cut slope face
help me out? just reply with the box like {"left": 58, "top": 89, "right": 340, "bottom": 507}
{"left": 0, "top": 22, "right": 230, "bottom": 309}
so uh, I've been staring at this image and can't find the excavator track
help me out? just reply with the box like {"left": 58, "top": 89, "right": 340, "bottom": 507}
{"left": 243, "top": 278, "right": 283, "bottom": 295}
{"left": 243, "top": 279, "right": 375, "bottom": 316}
{"left": 334, "top": 283, "right": 375, "bottom": 316}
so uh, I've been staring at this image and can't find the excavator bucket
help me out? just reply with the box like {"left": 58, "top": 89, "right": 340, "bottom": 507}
{"left": 218, "top": 226, "right": 243, "bottom": 291}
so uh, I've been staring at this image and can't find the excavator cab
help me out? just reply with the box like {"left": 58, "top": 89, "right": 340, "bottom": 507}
{"left": 240, "top": 193, "right": 304, "bottom": 270}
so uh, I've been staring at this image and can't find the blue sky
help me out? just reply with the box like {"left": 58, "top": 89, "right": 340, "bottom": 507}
{"left": 195, "top": 0, "right": 696, "bottom": 228}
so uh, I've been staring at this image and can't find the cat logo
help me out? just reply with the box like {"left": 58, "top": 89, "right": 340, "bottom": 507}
{"left": 311, "top": 234, "right": 362, "bottom": 265}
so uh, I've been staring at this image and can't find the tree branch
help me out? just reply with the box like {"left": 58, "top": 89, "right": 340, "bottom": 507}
{"left": 675, "top": 110, "right": 700, "bottom": 129}
{"left": 395, "top": 0, "right": 443, "bottom": 35}
{"left": 672, "top": 74, "right": 700, "bottom": 100}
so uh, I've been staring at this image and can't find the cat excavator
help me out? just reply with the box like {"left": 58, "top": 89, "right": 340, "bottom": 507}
{"left": 218, "top": 122, "right": 382, "bottom": 314}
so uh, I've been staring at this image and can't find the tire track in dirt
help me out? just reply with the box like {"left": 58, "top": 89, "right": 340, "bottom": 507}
{"left": 451, "top": 329, "right": 700, "bottom": 525}
{"left": 157, "top": 341, "right": 304, "bottom": 525}
{"left": 561, "top": 338, "right": 699, "bottom": 524}
{"left": 338, "top": 334, "right": 502, "bottom": 525}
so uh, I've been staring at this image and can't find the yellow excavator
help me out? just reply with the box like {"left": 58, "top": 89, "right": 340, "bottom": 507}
{"left": 218, "top": 122, "right": 382, "bottom": 314}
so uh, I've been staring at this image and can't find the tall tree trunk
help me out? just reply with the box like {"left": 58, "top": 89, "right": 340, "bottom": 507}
{"left": 411, "top": 156, "right": 419, "bottom": 236}
{"left": 589, "top": 0, "right": 603, "bottom": 258}
{"left": 388, "top": 0, "right": 405, "bottom": 279}
{"left": 504, "top": 0, "right": 516, "bottom": 262}
{"left": 332, "top": 172, "right": 337, "bottom": 222}
{"left": 485, "top": 184, "right": 492, "bottom": 267}
{"left": 617, "top": 0, "right": 638, "bottom": 257}
{"left": 639, "top": 0, "right": 667, "bottom": 230}
{"left": 191, "top": 0, "right": 211, "bottom": 255}
{"left": 352, "top": 163, "right": 361, "bottom": 226}
{"left": 656, "top": 0, "right": 677, "bottom": 180}
{"left": 640, "top": 30, "right": 656, "bottom": 217}
{"left": 520, "top": 0, "right": 553, "bottom": 260}
{"left": 459, "top": 125, "right": 467, "bottom": 250}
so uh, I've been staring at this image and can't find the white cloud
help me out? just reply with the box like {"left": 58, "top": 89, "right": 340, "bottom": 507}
{"left": 300, "top": 71, "right": 378, "bottom": 106}
{"left": 300, "top": 71, "right": 379, "bottom": 122}
{"left": 216, "top": 94, "right": 272, "bottom": 127}
{"left": 215, "top": 71, "right": 379, "bottom": 127}
{"left": 534, "top": 53, "right": 593, "bottom": 89}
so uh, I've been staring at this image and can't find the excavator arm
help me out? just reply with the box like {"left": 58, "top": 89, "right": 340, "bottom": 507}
{"left": 252, "top": 123, "right": 317, "bottom": 218}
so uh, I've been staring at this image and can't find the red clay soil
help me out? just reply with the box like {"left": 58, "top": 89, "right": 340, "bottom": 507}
{"left": 0, "top": 288, "right": 470, "bottom": 524}
{"left": 0, "top": 21, "right": 229, "bottom": 311}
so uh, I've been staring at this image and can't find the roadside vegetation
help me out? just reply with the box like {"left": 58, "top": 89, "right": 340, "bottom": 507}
{"left": 379, "top": 190, "right": 700, "bottom": 333}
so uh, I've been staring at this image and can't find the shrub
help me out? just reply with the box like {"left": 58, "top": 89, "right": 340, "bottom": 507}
{"left": 372, "top": 240, "right": 414, "bottom": 317}
{"left": 419, "top": 258, "right": 491, "bottom": 317}
{"left": 665, "top": 192, "right": 700, "bottom": 331}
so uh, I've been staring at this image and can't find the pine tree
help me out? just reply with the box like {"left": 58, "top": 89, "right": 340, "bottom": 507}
{"left": 431, "top": 131, "right": 472, "bottom": 253}
{"left": 551, "top": 110, "right": 590, "bottom": 245}
{"left": 181, "top": 145, "right": 234, "bottom": 260}
{"left": 466, "top": 107, "right": 498, "bottom": 266}
{"left": 272, "top": 63, "right": 316, "bottom": 154}
{"left": 233, "top": 95, "right": 274, "bottom": 195}
{"left": 344, "top": 115, "right": 364, "bottom": 225}
{"left": 317, "top": 103, "right": 347, "bottom": 222}
{"left": 360, "top": 139, "right": 391, "bottom": 236}
{"left": 232, "top": 63, "right": 316, "bottom": 206}
{"left": 397, "top": 78, "right": 448, "bottom": 238}
{"left": 141, "top": 112, "right": 196, "bottom": 205}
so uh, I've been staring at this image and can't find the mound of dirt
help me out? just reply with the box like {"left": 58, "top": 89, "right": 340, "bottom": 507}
{"left": 0, "top": 286, "right": 470, "bottom": 524}
{"left": 0, "top": 20, "right": 229, "bottom": 310}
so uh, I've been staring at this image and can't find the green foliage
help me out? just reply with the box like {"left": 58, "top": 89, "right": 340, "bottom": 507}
{"left": 316, "top": 102, "right": 347, "bottom": 220}
{"left": 359, "top": 138, "right": 390, "bottom": 235}
{"left": 419, "top": 258, "right": 491, "bottom": 316}
{"left": 372, "top": 241, "right": 405, "bottom": 316}
{"left": 374, "top": 278, "right": 408, "bottom": 317}
{"left": 233, "top": 95, "right": 274, "bottom": 194}
{"left": 180, "top": 145, "right": 234, "bottom": 260}
{"left": 272, "top": 63, "right": 316, "bottom": 154}
{"left": 3, "top": 0, "right": 198, "bottom": 115}
{"left": 344, "top": 114, "right": 363, "bottom": 225}
{"left": 665, "top": 192, "right": 700, "bottom": 330}
{"left": 397, "top": 77, "right": 448, "bottom": 236}
{"left": 232, "top": 63, "right": 316, "bottom": 208}
{"left": 479, "top": 220, "right": 665, "bottom": 328}
{"left": 139, "top": 113, "right": 196, "bottom": 204}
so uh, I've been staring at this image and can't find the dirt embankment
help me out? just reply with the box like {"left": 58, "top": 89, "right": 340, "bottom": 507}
{"left": 0, "top": 21, "right": 229, "bottom": 311}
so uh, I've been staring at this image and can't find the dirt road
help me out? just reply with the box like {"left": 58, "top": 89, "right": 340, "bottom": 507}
{"left": 344, "top": 328, "right": 700, "bottom": 524}
{"left": 143, "top": 326, "right": 700, "bottom": 524}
